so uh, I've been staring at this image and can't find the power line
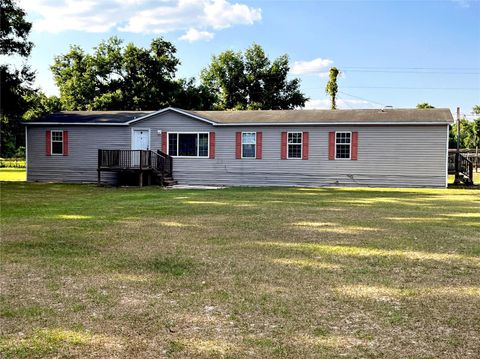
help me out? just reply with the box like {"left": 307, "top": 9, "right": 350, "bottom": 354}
{"left": 336, "top": 93, "right": 355, "bottom": 109}
{"left": 341, "top": 69, "right": 480, "bottom": 75}
{"left": 303, "top": 86, "right": 480, "bottom": 91}
{"left": 338, "top": 90, "right": 385, "bottom": 107}
{"left": 344, "top": 86, "right": 480, "bottom": 90}
{"left": 340, "top": 66, "right": 480, "bottom": 71}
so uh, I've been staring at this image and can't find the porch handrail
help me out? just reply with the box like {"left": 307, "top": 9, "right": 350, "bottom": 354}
{"left": 98, "top": 149, "right": 151, "bottom": 169}
{"left": 151, "top": 150, "right": 173, "bottom": 178}
{"left": 448, "top": 152, "right": 474, "bottom": 185}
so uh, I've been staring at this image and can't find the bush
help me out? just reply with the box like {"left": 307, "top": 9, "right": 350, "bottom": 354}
{"left": 0, "top": 158, "right": 26, "bottom": 168}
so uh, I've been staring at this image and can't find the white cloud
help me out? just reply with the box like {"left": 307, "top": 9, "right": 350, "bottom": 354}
{"left": 291, "top": 58, "right": 334, "bottom": 76}
{"left": 305, "top": 98, "right": 374, "bottom": 109}
{"left": 179, "top": 28, "right": 214, "bottom": 42}
{"left": 203, "top": 0, "right": 262, "bottom": 29}
{"left": 20, "top": 0, "right": 261, "bottom": 36}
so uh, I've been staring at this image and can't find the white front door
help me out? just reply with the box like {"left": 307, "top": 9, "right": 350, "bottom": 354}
{"left": 132, "top": 129, "right": 150, "bottom": 150}
{"left": 132, "top": 129, "right": 150, "bottom": 166}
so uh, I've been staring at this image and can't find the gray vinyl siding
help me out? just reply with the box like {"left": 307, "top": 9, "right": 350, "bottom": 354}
{"left": 26, "top": 111, "right": 449, "bottom": 188}
{"left": 26, "top": 126, "right": 129, "bottom": 183}
{"left": 132, "top": 112, "right": 448, "bottom": 188}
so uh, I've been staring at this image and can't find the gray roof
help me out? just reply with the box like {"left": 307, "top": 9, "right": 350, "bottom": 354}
{"left": 187, "top": 108, "right": 453, "bottom": 124}
{"left": 26, "top": 107, "right": 453, "bottom": 125}
{"left": 31, "top": 111, "right": 153, "bottom": 124}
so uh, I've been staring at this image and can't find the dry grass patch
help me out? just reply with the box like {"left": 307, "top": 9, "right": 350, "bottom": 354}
{"left": 1, "top": 183, "right": 479, "bottom": 358}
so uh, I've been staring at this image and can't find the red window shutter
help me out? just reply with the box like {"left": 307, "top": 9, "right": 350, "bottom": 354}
{"left": 351, "top": 131, "right": 358, "bottom": 160}
{"left": 235, "top": 132, "right": 241, "bottom": 159}
{"left": 46, "top": 130, "right": 51, "bottom": 156}
{"left": 256, "top": 132, "right": 262, "bottom": 159}
{"left": 302, "top": 131, "right": 309, "bottom": 160}
{"left": 281, "top": 132, "right": 287, "bottom": 159}
{"left": 63, "top": 131, "right": 69, "bottom": 156}
{"left": 328, "top": 131, "right": 335, "bottom": 160}
{"left": 161, "top": 132, "right": 167, "bottom": 153}
{"left": 209, "top": 132, "right": 215, "bottom": 159}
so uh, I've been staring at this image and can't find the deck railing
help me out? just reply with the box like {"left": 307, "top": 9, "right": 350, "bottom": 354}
{"left": 448, "top": 152, "right": 474, "bottom": 185}
{"left": 151, "top": 150, "right": 173, "bottom": 177}
{"left": 97, "top": 149, "right": 173, "bottom": 185}
{"left": 98, "top": 149, "right": 152, "bottom": 169}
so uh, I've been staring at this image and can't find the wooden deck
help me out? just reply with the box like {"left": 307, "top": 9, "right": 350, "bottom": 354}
{"left": 448, "top": 151, "right": 474, "bottom": 185}
{"left": 97, "top": 149, "right": 175, "bottom": 186}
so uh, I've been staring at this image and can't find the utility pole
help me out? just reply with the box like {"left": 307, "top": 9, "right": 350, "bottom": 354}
{"left": 454, "top": 107, "right": 461, "bottom": 185}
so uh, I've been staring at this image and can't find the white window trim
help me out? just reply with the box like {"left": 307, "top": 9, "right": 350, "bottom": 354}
{"left": 167, "top": 132, "right": 210, "bottom": 158}
{"left": 287, "top": 131, "right": 303, "bottom": 160}
{"left": 334, "top": 131, "right": 352, "bottom": 160}
{"left": 241, "top": 131, "right": 257, "bottom": 159}
{"left": 51, "top": 130, "right": 64, "bottom": 156}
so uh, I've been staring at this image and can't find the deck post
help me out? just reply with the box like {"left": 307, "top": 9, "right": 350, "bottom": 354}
{"left": 469, "top": 160, "right": 474, "bottom": 185}
{"left": 139, "top": 151, "right": 143, "bottom": 187}
{"left": 454, "top": 107, "right": 461, "bottom": 185}
{"left": 97, "top": 149, "right": 102, "bottom": 186}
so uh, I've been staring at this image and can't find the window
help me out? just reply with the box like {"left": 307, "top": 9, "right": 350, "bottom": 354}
{"left": 167, "top": 133, "right": 209, "bottom": 157}
{"left": 335, "top": 132, "right": 351, "bottom": 159}
{"left": 242, "top": 132, "right": 256, "bottom": 158}
{"left": 287, "top": 132, "right": 302, "bottom": 159}
{"left": 51, "top": 130, "right": 63, "bottom": 155}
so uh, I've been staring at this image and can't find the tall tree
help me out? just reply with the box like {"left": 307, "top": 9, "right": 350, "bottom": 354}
{"left": 51, "top": 37, "right": 210, "bottom": 111}
{"left": 325, "top": 67, "right": 340, "bottom": 110}
{"left": 416, "top": 103, "right": 435, "bottom": 109}
{"left": 465, "top": 105, "right": 480, "bottom": 151}
{"left": 1, "top": 0, "right": 36, "bottom": 156}
{"left": 200, "top": 44, "right": 308, "bottom": 110}
{"left": 22, "top": 92, "right": 62, "bottom": 122}
{"left": 0, "top": 0, "right": 33, "bottom": 56}
{"left": 473, "top": 105, "right": 480, "bottom": 116}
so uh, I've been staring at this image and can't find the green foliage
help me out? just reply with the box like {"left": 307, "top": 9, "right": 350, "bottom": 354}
{"left": 0, "top": 0, "right": 36, "bottom": 157}
{"left": 14, "top": 146, "right": 25, "bottom": 158}
{"left": 449, "top": 105, "right": 480, "bottom": 149}
{"left": 325, "top": 67, "right": 340, "bottom": 110}
{"left": 416, "top": 103, "right": 435, "bottom": 109}
{"left": 200, "top": 43, "right": 308, "bottom": 110}
{"left": 0, "top": 0, "right": 33, "bottom": 57}
{"left": 22, "top": 92, "right": 62, "bottom": 121}
{"left": 170, "top": 78, "right": 216, "bottom": 110}
{"left": 51, "top": 37, "right": 211, "bottom": 111}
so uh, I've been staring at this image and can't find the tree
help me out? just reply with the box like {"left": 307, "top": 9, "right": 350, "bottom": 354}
{"left": 325, "top": 67, "right": 340, "bottom": 110}
{"left": 51, "top": 37, "right": 211, "bottom": 111}
{"left": 416, "top": 103, "right": 434, "bottom": 109}
{"left": 448, "top": 105, "right": 480, "bottom": 150}
{"left": 465, "top": 105, "right": 480, "bottom": 150}
{"left": 22, "top": 92, "right": 62, "bottom": 122}
{"left": 170, "top": 78, "right": 216, "bottom": 111}
{"left": 200, "top": 43, "right": 308, "bottom": 110}
{"left": 0, "top": 0, "right": 33, "bottom": 56}
{"left": 0, "top": 0, "right": 35, "bottom": 157}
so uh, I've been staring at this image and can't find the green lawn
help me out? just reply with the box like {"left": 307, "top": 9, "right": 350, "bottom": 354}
{"left": 0, "top": 183, "right": 479, "bottom": 358}
{"left": 0, "top": 168, "right": 26, "bottom": 181}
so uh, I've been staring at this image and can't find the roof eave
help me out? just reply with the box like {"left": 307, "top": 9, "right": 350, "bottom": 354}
{"left": 23, "top": 122, "right": 128, "bottom": 126}
{"left": 23, "top": 120, "right": 451, "bottom": 126}
{"left": 216, "top": 121, "right": 451, "bottom": 126}
{"left": 125, "top": 107, "right": 219, "bottom": 126}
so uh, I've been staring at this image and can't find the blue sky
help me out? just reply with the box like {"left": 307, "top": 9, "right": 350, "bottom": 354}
{"left": 14, "top": 0, "right": 480, "bottom": 116}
